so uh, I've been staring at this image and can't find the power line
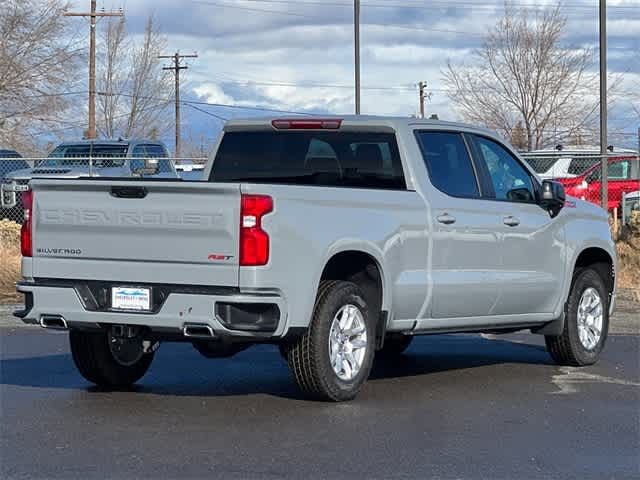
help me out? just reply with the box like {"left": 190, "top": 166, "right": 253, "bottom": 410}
{"left": 98, "top": 90, "right": 318, "bottom": 115}
{"left": 238, "top": 0, "right": 640, "bottom": 10}
{"left": 192, "top": 0, "right": 310, "bottom": 17}
{"left": 183, "top": 102, "right": 228, "bottom": 121}
{"left": 26, "top": 101, "right": 173, "bottom": 138}
{"left": 192, "top": 0, "right": 487, "bottom": 34}
{"left": 212, "top": 76, "right": 416, "bottom": 91}
{"left": 196, "top": 0, "right": 640, "bottom": 13}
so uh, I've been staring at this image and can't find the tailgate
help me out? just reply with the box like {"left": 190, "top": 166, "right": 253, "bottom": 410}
{"left": 29, "top": 179, "right": 241, "bottom": 286}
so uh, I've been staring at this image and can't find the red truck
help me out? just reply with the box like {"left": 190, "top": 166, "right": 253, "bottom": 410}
{"left": 558, "top": 156, "right": 640, "bottom": 211}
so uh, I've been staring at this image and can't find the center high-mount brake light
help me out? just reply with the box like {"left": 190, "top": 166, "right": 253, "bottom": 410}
{"left": 271, "top": 119, "right": 342, "bottom": 130}
{"left": 21, "top": 189, "right": 33, "bottom": 257}
{"left": 240, "top": 194, "right": 273, "bottom": 266}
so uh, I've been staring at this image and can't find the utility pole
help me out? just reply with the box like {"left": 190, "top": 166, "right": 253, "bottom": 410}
{"left": 354, "top": 0, "right": 361, "bottom": 115}
{"left": 158, "top": 52, "right": 198, "bottom": 157}
{"left": 599, "top": 0, "right": 608, "bottom": 210}
{"left": 64, "top": 1, "right": 123, "bottom": 140}
{"left": 419, "top": 81, "right": 427, "bottom": 118}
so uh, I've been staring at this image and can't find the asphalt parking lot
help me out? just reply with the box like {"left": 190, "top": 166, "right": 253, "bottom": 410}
{"left": 1, "top": 297, "right": 638, "bottom": 480}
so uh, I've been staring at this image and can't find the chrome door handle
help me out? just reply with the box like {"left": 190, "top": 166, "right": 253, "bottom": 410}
{"left": 436, "top": 213, "right": 456, "bottom": 225}
{"left": 503, "top": 216, "right": 520, "bottom": 227}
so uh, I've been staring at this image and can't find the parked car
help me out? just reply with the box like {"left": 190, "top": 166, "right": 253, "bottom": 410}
{"left": 175, "top": 161, "right": 205, "bottom": 181}
{"left": 15, "top": 117, "right": 616, "bottom": 401}
{"left": 1, "top": 139, "right": 177, "bottom": 211}
{"left": 523, "top": 146, "right": 637, "bottom": 180}
{"left": 558, "top": 156, "right": 640, "bottom": 211}
{"left": 0, "top": 149, "right": 31, "bottom": 221}
{"left": 0, "top": 149, "right": 29, "bottom": 178}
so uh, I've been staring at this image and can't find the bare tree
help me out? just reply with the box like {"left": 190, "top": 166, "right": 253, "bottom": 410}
{"left": 443, "top": 3, "right": 601, "bottom": 151}
{"left": 97, "top": 15, "right": 172, "bottom": 140}
{"left": 0, "top": 0, "right": 83, "bottom": 153}
{"left": 180, "top": 129, "right": 213, "bottom": 161}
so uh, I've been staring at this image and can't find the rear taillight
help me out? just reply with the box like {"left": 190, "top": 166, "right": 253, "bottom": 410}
{"left": 239, "top": 194, "right": 273, "bottom": 266}
{"left": 21, "top": 189, "right": 33, "bottom": 257}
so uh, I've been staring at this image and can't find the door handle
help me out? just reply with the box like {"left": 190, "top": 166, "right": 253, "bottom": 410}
{"left": 503, "top": 215, "right": 520, "bottom": 227}
{"left": 436, "top": 213, "right": 456, "bottom": 225}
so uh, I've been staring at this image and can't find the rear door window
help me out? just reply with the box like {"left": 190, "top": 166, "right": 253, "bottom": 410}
{"left": 415, "top": 131, "right": 479, "bottom": 198}
{"left": 211, "top": 131, "right": 406, "bottom": 190}
{"left": 608, "top": 160, "right": 630, "bottom": 180}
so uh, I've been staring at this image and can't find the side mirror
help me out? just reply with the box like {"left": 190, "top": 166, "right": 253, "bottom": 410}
{"left": 539, "top": 180, "right": 565, "bottom": 217}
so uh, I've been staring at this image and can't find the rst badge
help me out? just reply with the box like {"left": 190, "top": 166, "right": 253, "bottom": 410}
{"left": 208, "top": 254, "right": 233, "bottom": 261}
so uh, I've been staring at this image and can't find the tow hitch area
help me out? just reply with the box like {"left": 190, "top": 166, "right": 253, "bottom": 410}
{"left": 108, "top": 325, "right": 158, "bottom": 366}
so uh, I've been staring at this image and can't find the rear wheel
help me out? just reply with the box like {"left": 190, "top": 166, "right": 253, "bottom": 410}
{"left": 545, "top": 267, "right": 609, "bottom": 366}
{"left": 69, "top": 327, "right": 155, "bottom": 387}
{"left": 286, "top": 280, "right": 375, "bottom": 401}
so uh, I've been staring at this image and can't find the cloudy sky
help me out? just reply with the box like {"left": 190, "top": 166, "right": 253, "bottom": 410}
{"left": 97, "top": 0, "right": 639, "bottom": 150}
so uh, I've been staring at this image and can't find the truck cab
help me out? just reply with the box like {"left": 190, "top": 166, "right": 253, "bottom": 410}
{"left": 1, "top": 139, "right": 177, "bottom": 211}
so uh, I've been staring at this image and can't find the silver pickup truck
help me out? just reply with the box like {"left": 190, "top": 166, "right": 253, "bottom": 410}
{"left": 1, "top": 139, "right": 177, "bottom": 214}
{"left": 15, "top": 117, "right": 617, "bottom": 401}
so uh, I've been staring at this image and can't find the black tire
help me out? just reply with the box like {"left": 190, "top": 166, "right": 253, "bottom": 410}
{"left": 545, "top": 266, "right": 610, "bottom": 366}
{"left": 286, "top": 280, "right": 376, "bottom": 401}
{"left": 69, "top": 330, "right": 154, "bottom": 387}
{"left": 379, "top": 333, "right": 413, "bottom": 357}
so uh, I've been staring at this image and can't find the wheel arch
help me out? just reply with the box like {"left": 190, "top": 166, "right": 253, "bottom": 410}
{"left": 535, "top": 244, "right": 615, "bottom": 337}
{"left": 317, "top": 247, "right": 388, "bottom": 318}
{"left": 573, "top": 246, "right": 615, "bottom": 299}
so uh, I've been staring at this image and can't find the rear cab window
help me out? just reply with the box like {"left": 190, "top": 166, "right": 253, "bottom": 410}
{"left": 42, "top": 144, "right": 127, "bottom": 168}
{"left": 210, "top": 131, "right": 406, "bottom": 190}
{"left": 130, "top": 144, "right": 173, "bottom": 173}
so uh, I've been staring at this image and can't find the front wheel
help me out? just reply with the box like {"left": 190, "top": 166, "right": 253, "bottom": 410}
{"left": 69, "top": 328, "right": 155, "bottom": 387}
{"left": 545, "top": 267, "right": 610, "bottom": 366}
{"left": 286, "top": 280, "right": 375, "bottom": 401}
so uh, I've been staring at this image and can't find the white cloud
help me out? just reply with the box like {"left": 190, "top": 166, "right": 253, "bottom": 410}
{"left": 117, "top": 0, "right": 639, "bottom": 146}
{"left": 193, "top": 83, "right": 235, "bottom": 105}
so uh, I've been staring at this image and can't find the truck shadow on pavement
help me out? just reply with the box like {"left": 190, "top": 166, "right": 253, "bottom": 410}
{"left": 0, "top": 334, "right": 552, "bottom": 400}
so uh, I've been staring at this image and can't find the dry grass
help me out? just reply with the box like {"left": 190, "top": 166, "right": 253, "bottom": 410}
{"left": 616, "top": 212, "right": 640, "bottom": 291}
{"left": 0, "top": 219, "right": 21, "bottom": 302}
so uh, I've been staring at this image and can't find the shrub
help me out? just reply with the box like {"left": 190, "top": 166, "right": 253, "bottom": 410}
{"left": 0, "top": 219, "right": 21, "bottom": 301}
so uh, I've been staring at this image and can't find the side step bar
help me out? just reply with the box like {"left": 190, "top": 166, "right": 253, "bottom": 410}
{"left": 39, "top": 315, "right": 68, "bottom": 330}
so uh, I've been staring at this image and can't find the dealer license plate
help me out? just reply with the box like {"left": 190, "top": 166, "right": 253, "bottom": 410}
{"left": 111, "top": 286, "right": 151, "bottom": 311}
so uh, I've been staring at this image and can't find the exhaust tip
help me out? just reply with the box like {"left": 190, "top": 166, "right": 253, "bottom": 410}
{"left": 183, "top": 323, "right": 215, "bottom": 338}
{"left": 40, "top": 315, "right": 68, "bottom": 330}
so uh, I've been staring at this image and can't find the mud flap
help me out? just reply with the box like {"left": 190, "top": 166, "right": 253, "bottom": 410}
{"left": 531, "top": 311, "right": 565, "bottom": 336}
{"left": 375, "top": 310, "right": 388, "bottom": 350}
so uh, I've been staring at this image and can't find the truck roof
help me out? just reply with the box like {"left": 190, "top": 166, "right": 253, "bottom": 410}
{"left": 223, "top": 115, "right": 497, "bottom": 136}
{"left": 56, "top": 139, "right": 167, "bottom": 147}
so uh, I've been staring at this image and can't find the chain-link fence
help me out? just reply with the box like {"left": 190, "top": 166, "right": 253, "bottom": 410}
{"left": 521, "top": 151, "right": 640, "bottom": 222}
{"left": 0, "top": 156, "right": 207, "bottom": 225}
{"left": 2, "top": 151, "right": 638, "bottom": 225}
